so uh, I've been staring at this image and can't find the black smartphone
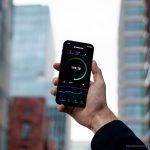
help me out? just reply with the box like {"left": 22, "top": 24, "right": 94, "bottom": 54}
{"left": 56, "top": 40, "right": 94, "bottom": 107}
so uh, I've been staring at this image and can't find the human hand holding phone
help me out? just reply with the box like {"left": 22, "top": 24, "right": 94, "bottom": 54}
{"left": 51, "top": 60, "right": 117, "bottom": 133}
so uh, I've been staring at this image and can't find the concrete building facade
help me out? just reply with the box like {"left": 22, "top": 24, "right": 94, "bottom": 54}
{"left": 118, "top": 0, "right": 148, "bottom": 144}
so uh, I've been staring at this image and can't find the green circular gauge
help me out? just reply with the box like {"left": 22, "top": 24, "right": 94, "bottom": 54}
{"left": 65, "top": 57, "right": 87, "bottom": 81}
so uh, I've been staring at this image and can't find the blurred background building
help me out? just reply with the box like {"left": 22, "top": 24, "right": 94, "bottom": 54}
{"left": 7, "top": 4, "right": 68, "bottom": 150}
{"left": 0, "top": 3, "right": 69, "bottom": 150}
{"left": 0, "top": 0, "right": 13, "bottom": 149}
{"left": 4, "top": 0, "right": 150, "bottom": 149}
{"left": 118, "top": 0, "right": 149, "bottom": 145}
{"left": 146, "top": 0, "right": 150, "bottom": 145}
{"left": 9, "top": 5, "right": 51, "bottom": 97}
{"left": 8, "top": 97, "right": 46, "bottom": 150}
{"left": 46, "top": 107, "right": 69, "bottom": 150}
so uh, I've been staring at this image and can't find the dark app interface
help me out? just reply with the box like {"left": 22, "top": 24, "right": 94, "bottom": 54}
{"left": 57, "top": 41, "right": 93, "bottom": 106}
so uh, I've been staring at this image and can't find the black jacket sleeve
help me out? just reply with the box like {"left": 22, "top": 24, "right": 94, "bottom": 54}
{"left": 91, "top": 120, "right": 148, "bottom": 150}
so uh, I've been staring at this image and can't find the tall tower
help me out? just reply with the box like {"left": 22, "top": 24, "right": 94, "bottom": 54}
{"left": 146, "top": 0, "right": 150, "bottom": 145}
{"left": 118, "top": 0, "right": 148, "bottom": 144}
{"left": 0, "top": 0, "right": 12, "bottom": 149}
{"left": 10, "top": 5, "right": 52, "bottom": 97}
{"left": 8, "top": 4, "right": 68, "bottom": 150}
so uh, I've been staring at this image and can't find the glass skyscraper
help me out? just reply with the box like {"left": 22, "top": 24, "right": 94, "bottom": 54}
{"left": 146, "top": 0, "right": 150, "bottom": 144}
{"left": 118, "top": 0, "right": 149, "bottom": 144}
{"left": 10, "top": 5, "right": 51, "bottom": 97}
{"left": 0, "top": 0, "right": 12, "bottom": 149}
{"left": 46, "top": 107, "right": 68, "bottom": 150}
{"left": 10, "top": 5, "right": 67, "bottom": 150}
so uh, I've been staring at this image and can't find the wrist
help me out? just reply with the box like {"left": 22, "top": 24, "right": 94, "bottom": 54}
{"left": 90, "top": 106, "right": 117, "bottom": 133}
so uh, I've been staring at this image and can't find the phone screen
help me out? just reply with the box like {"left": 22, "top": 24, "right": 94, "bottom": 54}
{"left": 56, "top": 40, "right": 94, "bottom": 107}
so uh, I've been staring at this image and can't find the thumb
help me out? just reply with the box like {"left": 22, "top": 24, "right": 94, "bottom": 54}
{"left": 92, "top": 60, "right": 104, "bottom": 83}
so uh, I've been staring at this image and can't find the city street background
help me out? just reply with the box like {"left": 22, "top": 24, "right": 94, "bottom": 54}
{"left": 0, "top": 0, "right": 150, "bottom": 150}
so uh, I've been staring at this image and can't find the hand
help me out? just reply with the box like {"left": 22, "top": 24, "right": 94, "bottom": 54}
{"left": 51, "top": 60, "right": 117, "bottom": 133}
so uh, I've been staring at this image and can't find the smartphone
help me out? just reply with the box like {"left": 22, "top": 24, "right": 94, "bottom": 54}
{"left": 56, "top": 40, "right": 94, "bottom": 107}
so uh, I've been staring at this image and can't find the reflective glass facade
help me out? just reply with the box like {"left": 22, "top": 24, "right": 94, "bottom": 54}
{"left": 47, "top": 107, "right": 67, "bottom": 150}
{"left": 10, "top": 6, "right": 50, "bottom": 98}
{"left": 123, "top": 105, "right": 147, "bottom": 117}
{"left": 10, "top": 5, "right": 67, "bottom": 150}
{"left": 119, "top": 0, "right": 148, "bottom": 143}
{"left": 125, "top": 6, "right": 145, "bottom": 15}
{"left": 124, "top": 52, "right": 145, "bottom": 63}
{"left": 125, "top": 21, "right": 145, "bottom": 31}
{"left": 124, "top": 87, "right": 146, "bottom": 98}
{"left": 146, "top": 0, "right": 150, "bottom": 144}
{"left": 124, "top": 69, "right": 146, "bottom": 80}
{"left": 125, "top": 36, "right": 146, "bottom": 47}
{"left": 128, "top": 123, "right": 147, "bottom": 137}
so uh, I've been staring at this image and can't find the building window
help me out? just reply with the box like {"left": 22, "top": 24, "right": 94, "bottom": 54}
{"left": 19, "top": 147, "right": 29, "bottom": 150}
{"left": 127, "top": 123, "right": 147, "bottom": 137}
{"left": 21, "top": 121, "right": 31, "bottom": 140}
{"left": 124, "top": 52, "right": 145, "bottom": 63}
{"left": 124, "top": 36, "right": 146, "bottom": 47}
{"left": 123, "top": 105, "right": 147, "bottom": 117}
{"left": 125, "top": 7, "right": 145, "bottom": 15}
{"left": 124, "top": 69, "right": 146, "bottom": 80}
{"left": 124, "top": 87, "right": 146, "bottom": 98}
{"left": 125, "top": 21, "right": 145, "bottom": 31}
{"left": 24, "top": 109, "right": 32, "bottom": 116}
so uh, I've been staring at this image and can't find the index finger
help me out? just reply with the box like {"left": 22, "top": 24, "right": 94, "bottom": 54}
{"left": 53, "top": 63, "right": 60, "bottom": 71}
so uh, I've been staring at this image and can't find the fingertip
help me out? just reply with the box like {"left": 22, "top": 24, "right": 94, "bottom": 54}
{"left": 50, "top": 89, "right": 54, "bottom": 96}
{"left": 53, "top": 63, "right": 60, "bottom": 71}
{"left": 50, "top": 87, "right": 57, "bottom": 96}
{"left": 53, "top": 63, "right": 57, "bottom": 69}
{"left": 53, "top": 77, "right": 58, "bottom": 86}
{"left": 93, "top": 60, "right": 96, "bottom": 65}
{"left": 91, "top": 60, "right": 97, "bottom": 74}
{"left": 57, "top": 104, "right": 65, "bottom": 112}
{"left": 54, "top": 80, "right": 58, "bottom": 86}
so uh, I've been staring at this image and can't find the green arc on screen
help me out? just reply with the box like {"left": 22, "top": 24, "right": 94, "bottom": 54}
{"left": 67, "top": 57, "right": 87, "bottom": 81}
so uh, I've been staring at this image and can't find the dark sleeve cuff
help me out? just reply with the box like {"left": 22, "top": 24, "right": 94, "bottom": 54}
{"left": 91, "top": 120, "right": 147, "bottom": 150}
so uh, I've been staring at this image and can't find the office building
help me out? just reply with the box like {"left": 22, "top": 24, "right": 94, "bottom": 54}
{"left": 8, "top": 97, "right": 46, "bottom": 150}
{"left": 46, "top": 106, "right": 68, "bottom": 150}
{"left": 118, "top": 0, "right": 148, "bottom": 144}
{"left": 46, "top": 140, "right": 57, "bottom": 150}
{"left": 0, "top": 0, "right": 12, "bottom": 149}
{"left": 146, "top": 0, "right": 150, "bottom": 144}
{"left": 10, "top": 5, "right": 53, "bottom": 97}
{"left": 9, "top": 5, "right": 67, "bottom": 150}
